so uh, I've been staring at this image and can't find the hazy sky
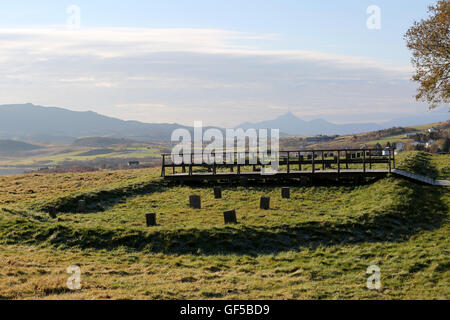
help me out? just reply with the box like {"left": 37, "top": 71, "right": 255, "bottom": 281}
{"left": 0, "top": 0, "right": 448, "bottom": 126}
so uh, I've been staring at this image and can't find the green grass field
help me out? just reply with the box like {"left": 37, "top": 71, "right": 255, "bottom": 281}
{"left": 0, "top": 144, "right": 164, "bottom": 168}
{"left": 0, "top": 152, "right": 448, "bottom": 299}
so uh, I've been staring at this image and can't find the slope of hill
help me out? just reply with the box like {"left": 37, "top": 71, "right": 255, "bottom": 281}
{"left": 0, "top": 140, "right": 41, "bottom": 154}
{"left": 0, "top": 104, "right": 189, "bottom": 142}
{"left": 73, "top": 137, "right": 139, "bottom": 147}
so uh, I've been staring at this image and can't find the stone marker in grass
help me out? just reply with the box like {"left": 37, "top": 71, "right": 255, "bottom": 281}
{"left": 48, "top": 207, "right": 57, "bottom": 219}
{"left": 214, "top": 187, "right": 222, "bottom": 199}
{"left": 145, "top": 213, "right": 157, "bottom": 226}
{"left": 224, "top": 209, "right": 237, "bottom": 224}
{"left": 77, "top": 199, "right": 86, "bottom": 212}
{"left": 260, "top": 196, "right": 270, "bottom": 210}
{"left": 189, "top": 195, "right": 201, "bottom": 209}
{"left": 281, "top": 187, "right": 290, "bottom": 199}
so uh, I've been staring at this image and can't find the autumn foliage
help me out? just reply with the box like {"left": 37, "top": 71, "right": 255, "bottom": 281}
{"left": 404, "top": 0, "right": 450, "bottom": 108}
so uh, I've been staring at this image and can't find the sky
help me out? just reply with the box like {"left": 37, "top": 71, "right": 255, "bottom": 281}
{"left": 0, "top": 0, "right": 448, "bottom": 127}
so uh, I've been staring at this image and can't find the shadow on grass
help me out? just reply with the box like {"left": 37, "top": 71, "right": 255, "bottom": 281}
{"left": 37, "top": 174, "right": 380, "bottom": 216}
{"left": 37, "top": 179, "right": 169, "bottom": 214}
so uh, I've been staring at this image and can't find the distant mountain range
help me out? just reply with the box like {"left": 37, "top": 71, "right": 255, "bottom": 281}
{"left": 0, "top": 103, "right": 190, "bottom": 142}
{"left": 236, "top": 111, "right": 449, "bottom": 136}
{"left": 0, "top": 103, "right": 448, "bottom": 142}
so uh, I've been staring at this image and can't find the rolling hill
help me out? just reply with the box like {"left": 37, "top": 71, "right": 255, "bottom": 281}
{"left": 73, "top": 137, "right": 139, "bottom": 147}
{"left": 0, "top": 103, "right": 189, "bottom": 142}
{"left": 0, "top": 140, "right": 41, "bottom": 154}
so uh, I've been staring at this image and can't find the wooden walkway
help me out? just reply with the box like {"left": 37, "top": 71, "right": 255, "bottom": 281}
{"left": 392, "top": 169, "right": 450, "bottom": 186}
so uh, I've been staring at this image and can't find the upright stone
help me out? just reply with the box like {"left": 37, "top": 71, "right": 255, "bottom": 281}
{"left": 77, "top": 199, "right": 86, "bottom": 212}
{"left": 214, "top": 187, "right": 222, "bottom": 199}
{"left": 145, "top": 213, "right": 157, "bottom": 226}
{"left": 189, "top": 195, "right": 201, "bottom": 209}
{"left": 281, "top": 187, "right": 290, "bottom": 199}
{"left": 48, "top": 207, "right": 57, "bottom": 219}
{"left": 223, "top": 209, "right": 237, "bottom": 224}
{"left": 260, "top": 196, "right": 270, "bottom": 210}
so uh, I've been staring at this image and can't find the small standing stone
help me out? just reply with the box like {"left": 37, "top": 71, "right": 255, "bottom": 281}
{"left": 77, "top": 199, "right": 86, "bottom": 212}
{"left": 48, "top": 207, "right": 57, "bottom": 219}
{"left": 145, "top": 213, "right": 157, "bottom": 226}
{"left": 189, "top": 195, "right": 201, "bottom": 209}
{"left": 281, "top": 187, "right": 290, "bottom": 199}
{"left": 260, "top": 196, "right": 270, "bottom": 210}
{"left": 223, "top": 210, "right": 237, "bottom": 224}
{"left": 214, "top": 187, "right": 222, "bottom": 199}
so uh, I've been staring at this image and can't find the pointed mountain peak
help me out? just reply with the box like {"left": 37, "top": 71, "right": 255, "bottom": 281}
{"left": 276, "top": 111, "right": 299, "bottom": 120}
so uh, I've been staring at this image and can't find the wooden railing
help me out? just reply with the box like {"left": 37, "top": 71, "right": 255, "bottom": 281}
{"left": 161, "top": 148, "right": 395, "bottom": 177}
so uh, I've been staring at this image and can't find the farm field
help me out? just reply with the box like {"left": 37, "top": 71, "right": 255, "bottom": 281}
{"left": 0, "top": 142, "right": 168, "bottom": 173}
{"left": 0, "top": 152, "right": 448, "bottom": 299}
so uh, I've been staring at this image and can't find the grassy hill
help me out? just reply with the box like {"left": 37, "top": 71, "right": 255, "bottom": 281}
{"left": 73, "top": 137, "right": 139, "bottom": 147}
{"left": 0, "top": 152, "right": 448, "bottom": 299}
{"left": 0, "top": 140, "right": 41, "bottom": 154}
{"left": 299, "top": 120, "right": 449, "bottom": 150}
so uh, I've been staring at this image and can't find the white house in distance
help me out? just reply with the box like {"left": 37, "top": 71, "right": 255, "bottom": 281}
{"left": 394, "top": 142, "right": 406, "bottom": 154}
{"left": 428, "top": 127, "right": 436, "bottom": 133}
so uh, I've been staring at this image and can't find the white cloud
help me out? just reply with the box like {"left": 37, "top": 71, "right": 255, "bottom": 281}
{"left": 116, "top": 103, "right": 167, "bottom": 109}
{"left": 0, "top": 26, "right": 429, "bottom": 127}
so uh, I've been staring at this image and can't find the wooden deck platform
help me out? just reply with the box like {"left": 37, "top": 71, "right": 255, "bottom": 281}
{"left": 162, "top": 148, "right": 396, "bottom": 183}
{"left": 164, "top": 169, "right": 390, "bottom": 182}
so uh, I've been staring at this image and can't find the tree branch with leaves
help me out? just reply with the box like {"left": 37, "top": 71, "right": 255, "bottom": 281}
{"left": 404, "top": 0, "right": 449, "bottom": 109}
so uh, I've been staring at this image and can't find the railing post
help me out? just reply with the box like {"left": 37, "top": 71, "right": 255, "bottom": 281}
{"left": 345, "top": 150, "right": 349, "bottom": 169}
{"left": 213, "top": 152, "right": 217, "bottom": 175}
{"left": 322, "top": 151, "right": 325, "bottom": 171}
{"left": 312, "top": 151, "right": 315, "bottom": 173}
{"left": 388, "top": 148, "right": 392, "bottom": 173}
{"left": 298, "top": 152, "right": 302, "bottom": 171}
{"left": 337, "top": 150, "right": 340, "bottom": 173}
{"left": 189, "top": 153, "right": 193, "bottom": 175}
{"left": 363, "top": 150, "right": 366, "bottom": 173}
{"left": 230, "top": 153, "right": 234, "bottom": 173}
{"left": 369, "top": 151, "right": 372, "bottom": 170}
{"left": 237, "top": 153, "right": 241, "bottom": 175}
{"left": 287, "top": 151, "right": 290, "bottom": 174}
{"left": 161, "top": 155, "right": 165, "bottom": 177}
